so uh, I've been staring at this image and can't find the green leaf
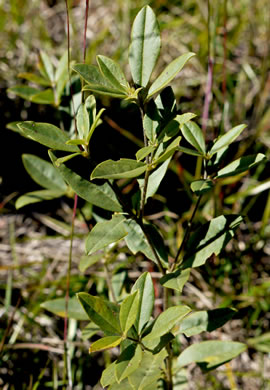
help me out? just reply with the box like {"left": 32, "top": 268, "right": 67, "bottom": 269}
{"left": 81, "top": 322, "right": 100, "bottom": 340}
{"left": 154, "top": 136, "right": 181, "bottom": 165}
{"left": 18, "top": 122, "right": 79, "bottom": 152}
{"left": 8, "top": 85, "right": 40, "bottom": 100}
{"left": 77, "top": 103, "right": 89, "bottom": 139}
{"left": 131, "top": 272, "right": 155, "bottom": 334}
{"left": 90, "top": 336, "right": 122, "bottom": 353}
{"left": 91, "top": 159, "right": 147, "bottom": 180}
{"left": 55, "top": 51, "right": 69, "bottom": 101}
{"left": 179, "top": 308, "right": 236, "bottom": 337}
{"left": 129, "top": 5, "right": 160, "bottom": 87}
{"left": 110, "top": 378, "right": 133, "bottom": 390}
{"left": 143, "top": 158, "right": 171, "bottom": 201}
{"left": 190, "top": 180, "right": 214, "bottom": 196}
{"left": 143, "top": 305, "right": 191, "bottom": 341}
{"left": 115, "top": 344, "right": 142, "bottom": 383}
{"left": 97, "top": 55, "right": 129, "bottom": 91}
{"left": 177, "top": 341, "right": 247, "bottom": 370}
{"left": 41, "top": 297, "right": 88, "bottom": 320}
{"left": 180, "top": 121, "right": 206, "bottom": 155}
{"left": 147, "top": 53, "right": 195, "bottom": 99}
{"left": 54, "top": 152, "right": 81, "bottom": 167}
{"left": 39, "top": 51, "right": 54, "bottom": 82}
{"left": 30, "top": 89, "right": 55, "bottom": 104}
{"left": 79, "top": 253, "right": 103, "bottom": 272}
{"left": 209, "top": 124, "right": 247, "bottom": 156}
{"left": 18, "top": 72, "right": 51, "bottom": 86}
{"left": 120, "top": 291, "right": 140, "bottom": 335}
{"left": 160, "top": 268, "right": 190, "bottom": 293}
{"left": 72, "top": 64, "right": 127, "bottom": 98}
{"left": 215, "top": 153, "right": 266, "bottom": 179}
{"left": 85, "top": 215, "right": 127, "bottom": 255}
{"left": 128, "top": 349, "right": 167, "bottom": 389}
{"left": 15, "top": 189, "right": 64, "bottom": 209}
{"left": 77, "top": 292, "right": 121, "bottom": 334}
{"left": 182, "top": 215, "right": 243, "bottom": 269}
{"left": 101, "top": 361, "right": 117, "bottom": 388}
{"left": 247, "top": 333, "right": 270, "bottom": 353}
{"left": 174, "top": 113, "right": 197, "bottom": 126}
{"left": 22, "top": 154, "right": 67, "bottom": 191}
{"left": 136, "top": 146, "right": 156, "bottom": 162}
{"left": 49, "top": 150, "right": 122, "bottom": 212}
{"left": 224, "top": 178, "right": 270, "bottom": 204}
{"left": 124, "top": 219, "right": 168, "bottom": 268}
{"left": 178, "top": 146, "right": 204, "bottom": 157}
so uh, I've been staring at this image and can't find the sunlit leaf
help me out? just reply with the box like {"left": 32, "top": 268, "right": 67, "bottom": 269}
{"left": 190, "top": 180, "right": 214, "bottom": 196}
{"left": 22, "top": 154, "right": 67, "bottom": 191}
{"left": 77, "top": 102, "right": 89, "bottom": 139}
{"left": 91, "top": 159, "right": 147, "bottom": 180}
{"left": 18, "top": 72, "right": 51, "bottom": 86}
{"left": 180, "top": 121, "right": 206, "bottom": 155}
{"left": 41, "top": 297, "right": 88, "bottom": 320}
{"left": 97, "top": 55, "right": 129, "bottom": 91}
{"left": 120, "top": 291, "right": 140, "bottom": 335}
{"left": 131, "top": 272, "right": 155, "bottom": 334}
{"left": 160, "top": 268, "right": 190, "bottom": 293}
{"left": 147, "top": 53, "right": 195, "bottom": 99}
{"left": 129, "top": 5, "right": 160, "bottom": 87}
{"left": 85, "top": 215, "right": 127, "bottom": 255}
{"left": 30, "top": 89, "right": 55, "bottom": 105}
{"left": 79, "top": 253, "right": 104, "bottom": 273}
{"left": 177, "top": 341, "right": 246, "bottom": 370}
{"left": 49, "top": 150, "right": 122, "bottom": 212}
{"left": 115, "top": 344, "right": 142, "bottom": 383}
{"left": 18, "top": 122, "right": 79, "bottom": 152}
{"left": 39, "top": 51, "right": 55, "bottom": 82}
{"left": 90, "top": 336, "right": 122, "bottom": 353}
{"left": 15, "top": 189, "right": 64, "bottom": 209}
{"left": 7, "top": 85, "right": 40, "bottom": 100}
{"left": 77, "top": 292, "right": 121, "bottom": 334}
{"left": 215, "top": 154, "right": 266, "bottom": 179}
{"left": 209, "top": 124, "right": 247, "bottom": 156}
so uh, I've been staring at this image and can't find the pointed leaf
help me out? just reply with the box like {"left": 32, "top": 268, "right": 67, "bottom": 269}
{"left": 77, "top": 292, "right": 121, "bottom": 334}
{"left": 22, "top": 154, "right": 67, "bottom": 191}
{"left": 131, "top": 272, "right": 155, "bottom": 334}
{"left": 143, "top": 305, "right": 191, "bottom": 341}
{"left": 177, "top": 341, "right": 247, "bottom": 370}
{"left": 40, "top": 51, "right": 54, "bottom": 82}
{"left": 182, "top": 215, "right": 243, "bottom": 269}
{"left": 86, "top": 215, "right": 127, "bottom": 255}
{"left": 143, "top": 158, "right": 171, "bottom": 201}
{"left": 79, "top": 253, "right": 103, "bottom": 272}
{"left": 115, "top": 344, "right": 142, "bottom": 383}
{"left": 190, "top": 180, "right": 214, "bottom": 196}
{"left": 18, "top": 122, "right": 79, "bottom": 152}
{"left": 180, "top": 121, "right": 206, "bottom": 155}
{"left": 97, "top": 55, "right": 129, "bottom": 91}
{"left": 120, "top": 291, "right": 140, "bottom": 335}
{"left": 215, "top": 153, "right": 266, "bottom": 179}
{"left": 49, "top": 150, "right": 122, "bottom": 212}
{"left": 209, "top": 124, "right": 247, "bottom": 156}
{"left": 147, "top": 53, "right": 195, "bottom": 99}
{"left": 91, "top": 159, "right": 147, "bottom": 180}
{"left": 136, "top": 146, "right": 155, "bottom": 162}
{"left": 128, "top": 349, "right": 167, "bottom": 389}
{"left": 15, "top": 189, "right": 64, "bottom": 209}
{"left": 160, "top": 268, "right": 190, "bottom": 293}
{"left": 110, "top": 378, "right": 133, "bottom": 390}
{"left": 129, "top": 5, "right": 160, "bottom": 87}
{"left": 72, "top": 64, "right": 127, "bottom": 98}
{"left": 41, "top": 297, "right": 88, "bottom": 320}
{"left": 154, "top": 136, "right": 181, "bottom": 165}
{"left": 178, "top": 146, "right": 204, "bottom": 157}
{"left": 90, "top": 336, "right": 122, "bottom": 353}
{"left": 55, "top": 51, "right": 69, "bottom": 100}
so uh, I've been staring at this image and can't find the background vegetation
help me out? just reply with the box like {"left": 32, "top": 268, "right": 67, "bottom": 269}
{"left": 1, "top": 0, "right": 269, "bottom": 389}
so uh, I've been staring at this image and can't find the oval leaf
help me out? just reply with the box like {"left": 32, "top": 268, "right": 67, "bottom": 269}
{"left": 77, "top": 292, "right": 121, "bottom": 335}
{"left": 143, "top": 305, "right": 191, "bottom": 341}
{"left": 85, "top": 215, "right": 127, "bottom": 255}
{"left": 89, "top": 336, "right": 122, "bottom": 353}
{"left": 22, "top": 154, "right": 67, "bottom": 191}
{"left": 41, "top": 297, "right": 88, "bottom": 320}
{"left": 131, "top": 272, "right": 155, "bottom": 334}
{"left": 129, "top": 5, "right": 160, "bottom": 87}
{"left": 147, "top": 53, "right": 195, "bottom": 99}
{"left": 91, "top": 159, "right": 147, "bottom": 180}
{"left": 120, "top": 291, "right": 140, "bottom": 335}
{"left": 180, "top": 121, "right": 206, "bottom": 155}
{"left": 18, "top": 122, "right": 79, "bottom": 152}
{"left": 177, "top": 340, "right": 247, "bottom": 370}
{"left": 49, "top": 150, "right": 122, "bottom": 212}
{"left": 209, "top": 124, "right": 247, "bottom": 156}
{"left": 215, "top": 153, "right": 266, "bottom": 179}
